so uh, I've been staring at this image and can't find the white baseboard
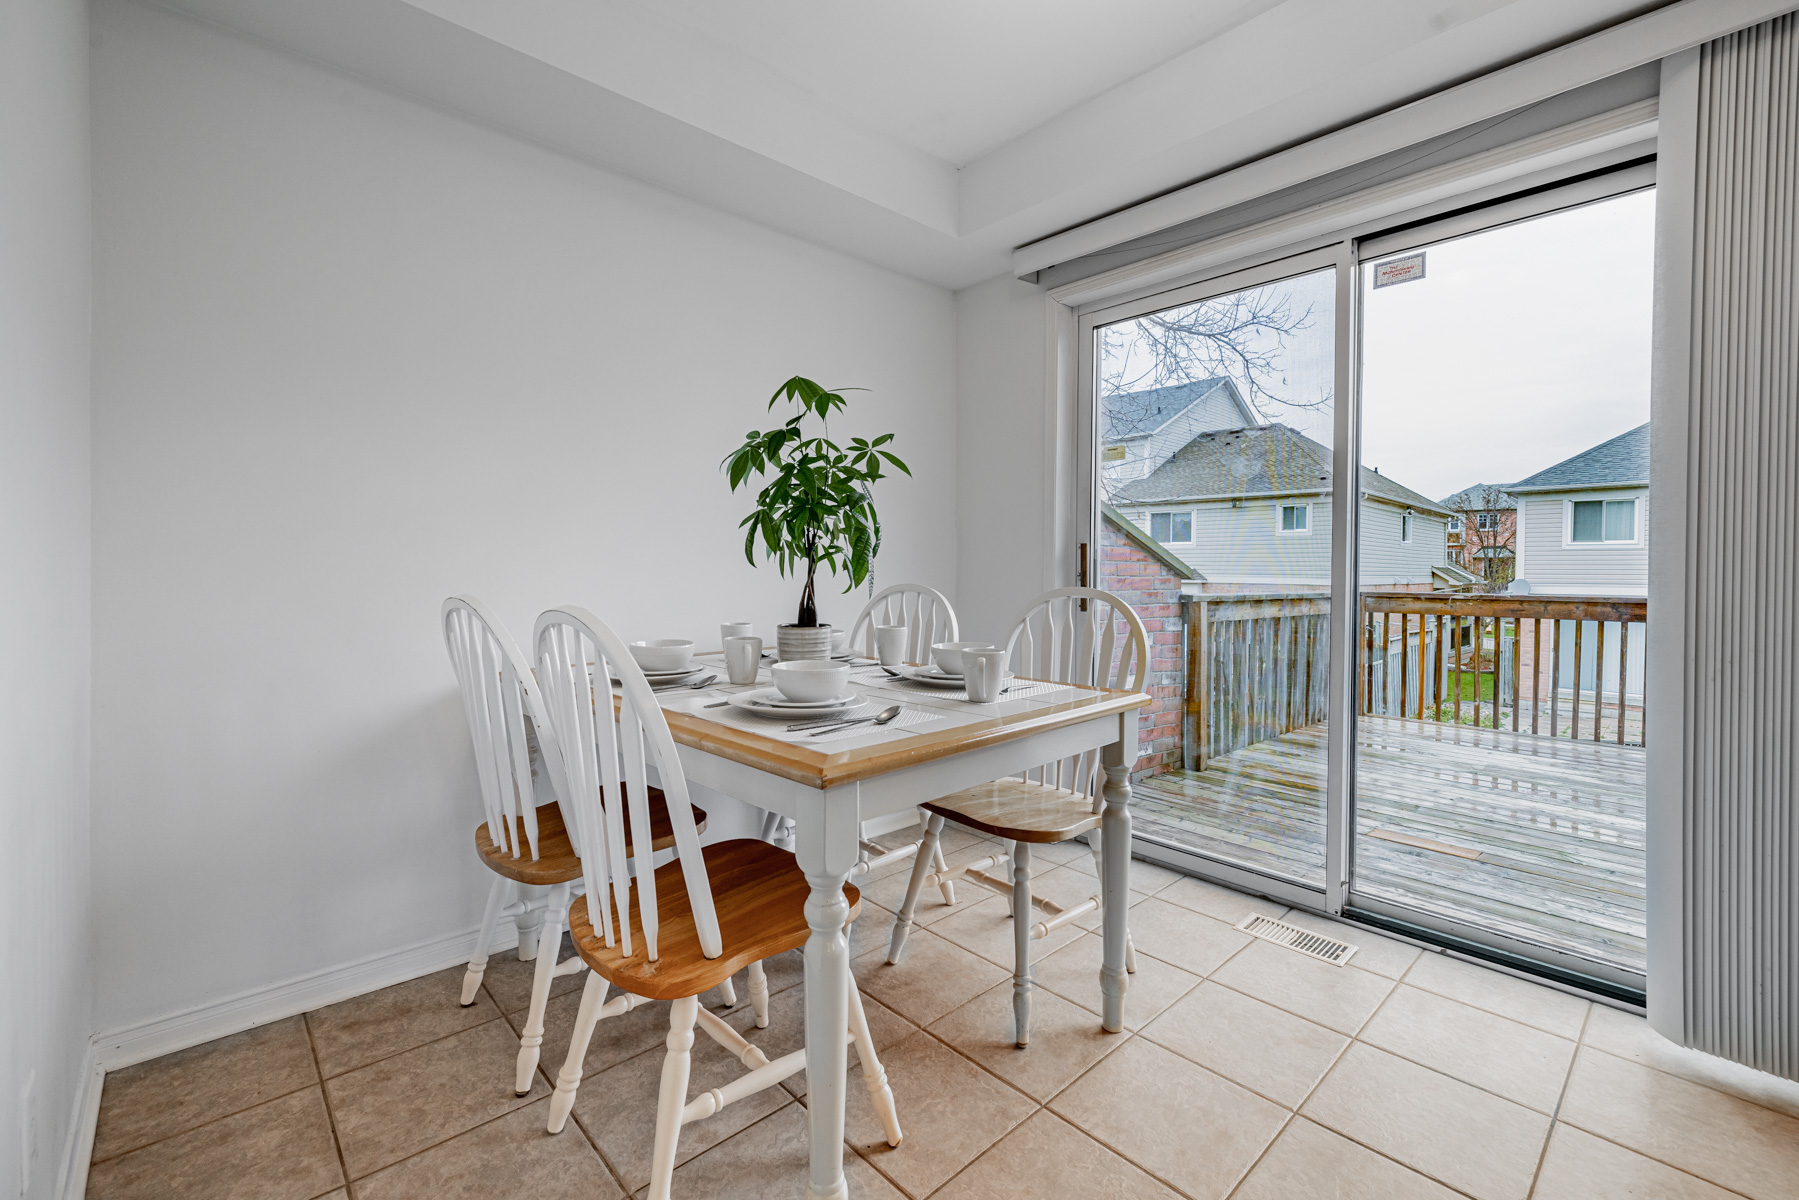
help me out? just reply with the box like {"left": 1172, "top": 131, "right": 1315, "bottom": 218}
{"left": 91, "top": 919, "right": 523, "bottom": 1074}
{"left": 54, "top": 1043, "right": 101, "bottom": 1200}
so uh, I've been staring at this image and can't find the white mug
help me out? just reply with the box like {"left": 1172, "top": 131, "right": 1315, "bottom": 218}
{"left": 720, "top": 622, "right": 755, "bottom": 649}
{"left": 873, "top": 624, "right": 908, "bottom": 666}
{"left": 964, "top": 647, "right": 1009, "bottom": 704}
{"left": 723, "top": 636, "right": 763, "bottom": 686}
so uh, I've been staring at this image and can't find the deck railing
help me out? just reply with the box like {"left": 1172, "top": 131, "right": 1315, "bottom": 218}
{"left": 1361, "top": 592, "right": 1648, "bottom": 747}
{"left": 1183, "top": 590, "right": 1648, "bottom": 768}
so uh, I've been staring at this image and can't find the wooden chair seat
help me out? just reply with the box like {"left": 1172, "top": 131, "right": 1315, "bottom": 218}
{"left": 923, "top": 778, "right": 1099, "bottom": 844}
{"left": 568, "top": 838, "right": 861, "bottom": 1001}
{"left": 476, "top": 790, "right": 707, "bottom": 885}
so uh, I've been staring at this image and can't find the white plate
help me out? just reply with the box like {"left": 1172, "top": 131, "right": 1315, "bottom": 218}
{"left": 614, "top": 667, "right": 704, "bottom": 685}
{"left": 728, "top": 689, "right": 859, "bottom": 718}
{"left": 897, "top": 664, "right": 1010, "bottom": 689}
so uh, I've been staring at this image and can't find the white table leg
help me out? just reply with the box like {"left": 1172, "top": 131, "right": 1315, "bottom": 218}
{"left": 798, "top": 789, "right": 859, "bottom": 1200}
{"left": 1100, "top": 711, "right": 1137, "bottom": 1033}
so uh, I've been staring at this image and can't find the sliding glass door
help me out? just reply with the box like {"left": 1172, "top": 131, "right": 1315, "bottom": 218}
{"left": 1084, "top": 252, "right": 1340, "bottom": 902}
{"left": 1078, "top": 172, "right": 1654, "bottom": 995}
{"left": 1350, "top": 186, "right": 1654, "bottom": 994}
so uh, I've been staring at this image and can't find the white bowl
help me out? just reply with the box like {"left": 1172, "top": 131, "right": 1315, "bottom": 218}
{"left": 830, "top": 628, "right": 851, "bottom": 655}
{"left": 770, "top": 659, "right": 852, "bottom": 703}
{"left": 931, "top": 641, "right": 993, "bottom": 676}
{"left": 629, "top": 639, "right": 694, "bottom": 673}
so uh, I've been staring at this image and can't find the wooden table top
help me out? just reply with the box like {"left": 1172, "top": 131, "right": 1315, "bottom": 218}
{"left": 657, "top": 661, "right": 1149, "bottom": 789}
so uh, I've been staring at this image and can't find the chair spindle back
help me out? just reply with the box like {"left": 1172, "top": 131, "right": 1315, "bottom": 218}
{"left": 533, "top": 606, "right": 720, "bottom": 962}
{"left": 442, "top": 596, "right": 563, "bottom": 860}
{"left": 1004, "top": 587, "right": 1147, "bottom": 801}
{"left": 848, "top": 583, "right": 959, "bottom": 662}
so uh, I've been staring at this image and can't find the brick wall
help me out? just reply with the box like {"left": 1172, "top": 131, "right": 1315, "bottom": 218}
{"left": 1097, "top": 518, "right": 1187, "bottom": 781}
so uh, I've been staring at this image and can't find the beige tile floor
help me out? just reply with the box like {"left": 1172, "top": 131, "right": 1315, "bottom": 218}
{"left": 87, "top": 829, "right": 1799, "bottom": 1199}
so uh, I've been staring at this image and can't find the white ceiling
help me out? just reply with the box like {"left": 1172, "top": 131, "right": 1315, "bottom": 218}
{"left": 154, "top": 0, "right": 1677, "bottom": 288}
{"left": 631, "top": 0, "right": 1288, "bottom": 166}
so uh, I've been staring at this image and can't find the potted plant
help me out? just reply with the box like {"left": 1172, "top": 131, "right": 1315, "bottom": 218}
{"left": 723, "top": 376, "right": 909, "bottom": 660}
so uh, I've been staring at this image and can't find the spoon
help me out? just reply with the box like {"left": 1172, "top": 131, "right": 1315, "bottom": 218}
{"left": 798, "top": 704, "right": 902, "bottom": 736}
{"left": 686, "top": 674, "right": 717, "bottom": 689}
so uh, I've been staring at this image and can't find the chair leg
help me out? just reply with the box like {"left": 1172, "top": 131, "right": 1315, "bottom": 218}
{"left": 716, "top": 975, "right": 737, "bottom": 1008}
{"left": 546, "top": 970, "right": 607, "bottom": 1134}
{"left": 887, "top": 813, "right": 944, "bottom": 964}
{"left": 932, "top": 836, "right": 956, "bottom": 906}
{"left": 461, "top": 876, "right": 507, "bottom": 1006}
{"left": 647, "top": 995, "right": 701, "bottom": 1200}
{"left": 1089, "top": 830, "right": 1137, "bottom": 975}
{"left": 515, "top": 887, "right": 545, "bottom": 962}
{"left": 1011, "top": 841, "right": 1034, "bottom": 1047}
{"left": 747, "top": 959, "right": 770, "bottom": 1028}
{"left": 848, "top": 983, "right": 902, "bottom": 1147}
{"left": 514, "top": 883, "right": 567, "bottom": 1094}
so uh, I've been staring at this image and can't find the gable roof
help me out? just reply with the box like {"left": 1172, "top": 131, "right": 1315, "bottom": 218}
{"left": 1507, "top": 423, "right": 1649, "bottom": 493}
{"left": 1116, "top": 423, "right": 1450, "bottom": 514}
{"left": 1100, "top": 378, "right": 1243, "bottom": 441}
{"left": 1440, "top": 483, "right": 1518, "bottom": 512}
{"left": 1102, "top": 506, "right": 1200, "bottom": 579}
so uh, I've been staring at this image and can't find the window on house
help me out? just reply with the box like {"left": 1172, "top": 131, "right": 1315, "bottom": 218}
{"left": 1402, "top": 511, "right": 1414, "bottom": 542}
{"left": 1280, "top": 503, "right": 1309, "bottom": 533}
{"left": 1447, "top": 515, "right": 1463, "bottom": 532}
{"left": 1476, "top": 512, "right": 1495, "bottom": 531}
{"left": 1150, "top": 511, "right": 1192, "bottom": 543}
{"left": 1570, "top": 498, "right": 1636, "bottom": 543}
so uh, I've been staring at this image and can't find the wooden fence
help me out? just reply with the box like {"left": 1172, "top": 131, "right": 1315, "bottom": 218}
{"left": 1184, "top": 590, "right": 1649, "bottom": 768}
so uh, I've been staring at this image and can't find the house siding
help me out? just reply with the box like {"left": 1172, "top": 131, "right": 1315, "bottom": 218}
{"left": 1515, "top": 487, "right": 1648, "bottom": 596}
{"left": 1359, "top": 498, "right": 1449, "bottom": 588}
{"left": 1124, "top": 496, "right": 1333, "bottom": 586}
{"left": 1123, "top": 495, "right": 1445, "bottom": 589}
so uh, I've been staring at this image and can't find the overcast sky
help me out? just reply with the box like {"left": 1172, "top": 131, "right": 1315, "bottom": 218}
{"left": 1101, "top": 187, "right": 1656, "bottom": 504}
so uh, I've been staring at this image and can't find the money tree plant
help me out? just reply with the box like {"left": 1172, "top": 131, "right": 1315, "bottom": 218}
{"left": 722, "top": 376, "right": 909, "bottom": 628}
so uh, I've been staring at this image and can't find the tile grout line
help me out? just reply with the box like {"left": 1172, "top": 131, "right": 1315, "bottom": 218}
{"left": 84, "top": 1076, "right": 324, "bottom": 1168}
{"left": 1550, "top": 1045, "right": 1770, "bottom": 1199}
{"left": 302, "top": 1010, "right": 353, "bottom": 1195}
{"left": 1524, "top": 1000, "right": 1591, "bottom": 1199}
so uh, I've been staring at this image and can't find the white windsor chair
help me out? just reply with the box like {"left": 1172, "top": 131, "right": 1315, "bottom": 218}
{"left": 442, "top": 596, "right": 708, "bottom": 1094}
{"left": 533, "top": 607, "right": 901, "bottom": 1198}
{"left": 884, "top": 587, "right": 1146, "bottom": 1046}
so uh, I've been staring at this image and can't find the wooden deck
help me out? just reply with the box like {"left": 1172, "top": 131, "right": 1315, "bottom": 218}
{"left": 1132, "top": 717, "right": 1646, "bottom": 973}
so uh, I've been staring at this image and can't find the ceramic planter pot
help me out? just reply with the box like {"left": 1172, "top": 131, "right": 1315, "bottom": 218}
{"left": 776, "top": 623, "right": 833, "bottom": 662}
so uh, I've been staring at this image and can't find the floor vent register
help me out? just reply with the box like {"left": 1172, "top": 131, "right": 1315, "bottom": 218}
{"left": 1234, "top": 913, "right": 1359, "bottom": 967}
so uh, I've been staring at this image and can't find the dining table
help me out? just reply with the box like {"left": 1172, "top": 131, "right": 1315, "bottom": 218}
{"left": 650, "top": 656, "right": 1150, "bottom": 1199}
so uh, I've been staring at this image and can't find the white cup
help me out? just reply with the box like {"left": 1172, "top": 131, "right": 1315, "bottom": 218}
{"left": 830, "top": 628, "right": 851, "bottom": 657}
{"left": 720, "top": 622, "right": 755, "bottom": 649}
{"left": 723, "top": 636, "right": 763, "bottom": 686}
{"left": 873, "top": 624, "right": 908, "bottom": 666}
{"left": 964, "top": 647, "right": 1009, "bottom": 704}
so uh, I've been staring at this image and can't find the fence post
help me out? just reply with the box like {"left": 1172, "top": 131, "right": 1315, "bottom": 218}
{"left": 1184, "top": 598, "right": 1206, "bottom": 772}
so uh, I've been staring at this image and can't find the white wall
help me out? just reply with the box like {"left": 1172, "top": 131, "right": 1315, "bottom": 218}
{"left": 955, "top": 275, "right": 1055, "bottom": 640}
{"left": 89, "top": 0, "right": 956, "bottom": 1037}
{"left": 0, "top": 0, "right": 93, "bottom": 1192}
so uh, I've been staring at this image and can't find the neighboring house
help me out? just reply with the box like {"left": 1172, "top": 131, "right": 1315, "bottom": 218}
{"left": 1100, "top": 378, "right": 1258, "bottom": 495}
{"left": 1440, "top": 483, "right": 1519, "bottom": 589}
{"left": 1114, "top": 424, "right": 1451, "bottom": 590}
{"left": 1510, "top": 423, "right": 1649, "bottom": 597}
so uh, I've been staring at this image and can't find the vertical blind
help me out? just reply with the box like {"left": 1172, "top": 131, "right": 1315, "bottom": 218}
{"left": 1664, "top": 11, "right": 1799, "bottom": 1081}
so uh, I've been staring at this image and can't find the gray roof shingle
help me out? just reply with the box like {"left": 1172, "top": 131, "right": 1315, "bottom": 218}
{"left": 1101, "top": 378, "right": 1235, "bottom": 441}
{"left": 1507, "top": 423, "right": 1649, "bottom": 493}
{"left": 1117, "top": 424, "right": 1449, "bottom": 513}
